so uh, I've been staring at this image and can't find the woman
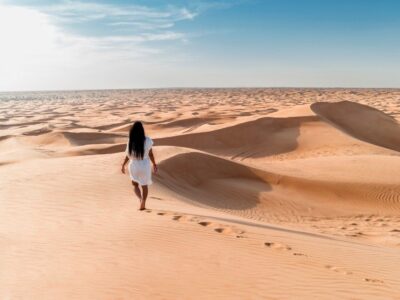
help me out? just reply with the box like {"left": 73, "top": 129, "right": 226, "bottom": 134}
{"left": 121, "top": 121, "right": 157, "bottom": 210}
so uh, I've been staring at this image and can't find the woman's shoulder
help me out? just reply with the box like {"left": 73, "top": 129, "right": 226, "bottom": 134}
{"left": 145, "top": 136, "right": 153, "bottom": 146}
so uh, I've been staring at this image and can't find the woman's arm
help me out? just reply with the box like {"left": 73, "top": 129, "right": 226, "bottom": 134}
{"left": 149, "top": 149, "right": 158, "bottom": 173}
{"left": 121, "top": 156, "right": 129, "bottom": 174}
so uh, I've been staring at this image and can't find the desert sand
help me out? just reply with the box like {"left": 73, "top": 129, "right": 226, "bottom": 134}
{"left": 1, "top": 88, "right": 400, "bottom": 299}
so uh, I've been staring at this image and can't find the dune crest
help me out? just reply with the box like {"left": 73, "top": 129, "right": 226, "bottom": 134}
{"left": 155, "top": 116, "right": 316, "bottom": 158}
{"left": 311, "top": 101, "right": 400, "bottom": 152}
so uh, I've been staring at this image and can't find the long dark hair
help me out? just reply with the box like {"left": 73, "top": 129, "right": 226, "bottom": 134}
{"left": 128, "top": 121, "right": 146, "bottom": 159}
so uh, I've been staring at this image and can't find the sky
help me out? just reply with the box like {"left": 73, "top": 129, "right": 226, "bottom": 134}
{"left": 0, "top": 0, "right": 400, "bottom": 91}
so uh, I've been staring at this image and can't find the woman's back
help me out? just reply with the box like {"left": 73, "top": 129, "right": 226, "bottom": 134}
{"left": 126, "top": 136, "right": 153, "bottom": 160}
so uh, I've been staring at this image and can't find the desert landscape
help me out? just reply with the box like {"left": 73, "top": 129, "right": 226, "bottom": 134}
{"left": 1, "top": 88, "right": 400, "bottom": 299}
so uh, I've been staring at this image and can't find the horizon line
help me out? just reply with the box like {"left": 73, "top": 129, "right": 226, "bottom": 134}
{"left": 1, "top": 86, "right": 400, "bottom": 94}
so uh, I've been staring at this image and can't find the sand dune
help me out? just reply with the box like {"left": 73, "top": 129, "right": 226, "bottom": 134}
{"left": 92, "top": 119, "right": 132, "bottom": 131}
{"left": 156, "top": 150, "right": 400, "bottom": 221}
{"left": 59, "top": 131, "right": 125, "bottom": 146}
{"left": 64, "top": 143, "right": 126, "bottom": 156}
{"left": 157, "top": 151, "right": 271, "bottom": 210}
{"left": 2, "top": 152, "right": 400, "bottom": 299}
{"left": 312, "top": 101, "right": 400, "bottom": 152}
{"left": 158, "top": 116, "right": 219, "bottom": 128}
{"left": 156, "top": 116, "right": 314, "bottom": 158}
{"left": 1, "top": 89, "right": 400, "bottom": 299}
{"left": 156, "top": 107, "right": 396, "bottom": 161}
{"left": 9, "top": 131, "right": 126, "bottom": 153}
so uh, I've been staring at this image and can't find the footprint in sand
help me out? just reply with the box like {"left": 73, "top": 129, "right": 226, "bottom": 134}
{"left": 197, "top": 221, "right": 247, "bottom": 238}
{"left": 198, "top": 221, "right": 212, "bottom": 227}
{"left": 153, "top": 211, "right": 248, "bottom": 239}
{"left": 235, "top": 234, "right": 246, "bottom": 239}
{"left": 214, "top": 227, "right": 246, "bottom": 238}
{"left": 325, "top": 265, "right": 353, "bottom": 275}
{"left": 293, "top": 252, "right": 307, "bottom": 257}
{"left": 214, "top": 227, "right": 236, "bottom": 234}
{"left": 347, "top": 232, "right": 364, "bottom": 238}
{"left": 264, "top": 242, "right": 292, "bottom": 251}
{"left": 364, "top": 278, "right": 384, "bottom": 284}
{"left": 197, "top": 222, "right": 232, "bottom": 234}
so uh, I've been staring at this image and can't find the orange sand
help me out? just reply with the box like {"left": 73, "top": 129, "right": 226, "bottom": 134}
{"left": 1, "top": 88, "right": 400, "bottom": 299}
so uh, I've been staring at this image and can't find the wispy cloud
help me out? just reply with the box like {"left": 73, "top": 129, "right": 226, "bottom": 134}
{"left": 0, "top": 1, "right": 200, "bottom": 91}
{"left": 0, "top": 1, "right": 198, "bottom": 62}
{"left": 0, "top": 0, "right": 237, "bottom": 91}
{"left": 41, "top": 1, "right": 197, "bottom": 33}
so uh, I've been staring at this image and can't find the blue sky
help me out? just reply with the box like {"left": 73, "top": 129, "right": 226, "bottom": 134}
{"left": 0, "top": 0, "right": 399, "bottom": 91}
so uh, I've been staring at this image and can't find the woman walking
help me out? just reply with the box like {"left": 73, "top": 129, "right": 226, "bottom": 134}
{"left": 121, "top": 121, "right": 157, "bottom": 210}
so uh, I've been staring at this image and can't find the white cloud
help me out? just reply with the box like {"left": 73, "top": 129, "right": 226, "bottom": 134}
{"left": 0, "top": 2, "right": 195, "bottom": 91}
{"left": 42, "top": 1, "right": 197, "bottom": 30}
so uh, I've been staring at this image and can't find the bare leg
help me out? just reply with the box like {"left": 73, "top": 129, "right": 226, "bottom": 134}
{"left": 131, "top": 181, "right": 142, "bottom": 201}
{"left": 140, "top": 185, "right": 148, "bottom": 210}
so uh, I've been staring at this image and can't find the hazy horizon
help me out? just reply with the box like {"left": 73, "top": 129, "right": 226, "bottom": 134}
{"left": 2, "top": 86, "right": 400, "bottom": 96}
{"left": 1, "top": 0, "right": 400, "bottom": 92}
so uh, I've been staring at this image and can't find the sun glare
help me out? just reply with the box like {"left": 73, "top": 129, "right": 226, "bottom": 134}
{"left": 0, "top": 5, "right": 63, "bottom": 90}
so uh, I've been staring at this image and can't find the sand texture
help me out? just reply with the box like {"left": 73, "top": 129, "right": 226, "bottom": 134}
{"left": 1, "top": 88, "right": 400, "bottom": 299}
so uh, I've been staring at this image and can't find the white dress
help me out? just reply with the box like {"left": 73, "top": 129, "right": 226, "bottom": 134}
{"left": 125, "top": 137, "right": 154, "bottom": 185}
